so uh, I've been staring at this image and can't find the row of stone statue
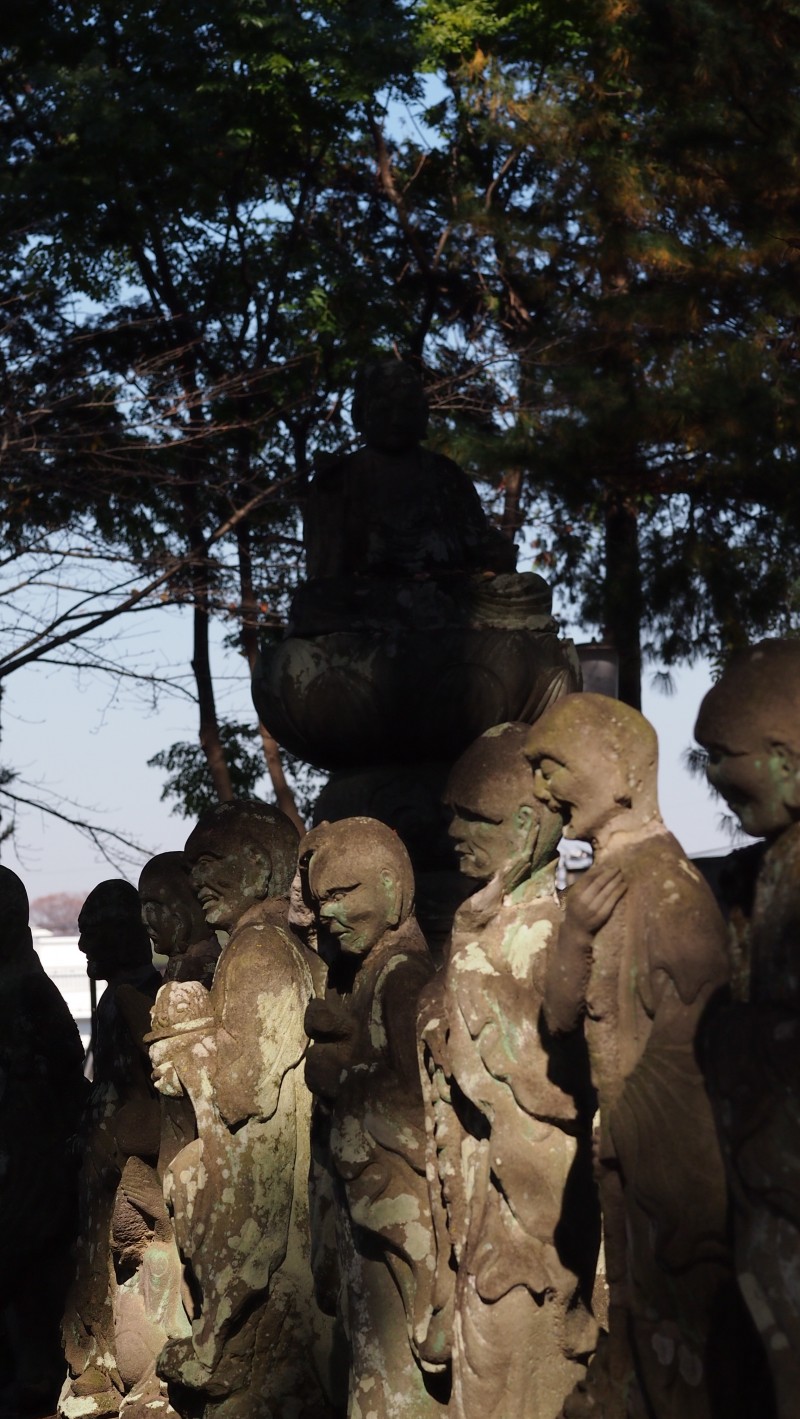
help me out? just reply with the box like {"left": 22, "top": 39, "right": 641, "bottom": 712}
{"left": 2, "top": 643, "right": 797, "bottom": 1419}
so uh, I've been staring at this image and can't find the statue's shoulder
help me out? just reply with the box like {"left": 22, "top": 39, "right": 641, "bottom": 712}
{"left": 219, "top": 903, "right": 312, "bottom": 990}
{"left": 309, "top": 447, "right": 366, "bottom": 491}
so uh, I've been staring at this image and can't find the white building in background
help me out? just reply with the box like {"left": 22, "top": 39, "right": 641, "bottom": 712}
{"left": 32, "top": 929, "right": 92, "bottom": 1051}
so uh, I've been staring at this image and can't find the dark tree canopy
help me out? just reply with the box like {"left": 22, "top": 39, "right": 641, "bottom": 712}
{"left": 0, "top": 0, "right": 798, "bottom": 830}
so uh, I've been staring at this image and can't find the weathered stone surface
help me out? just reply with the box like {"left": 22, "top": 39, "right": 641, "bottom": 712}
{"left": 0, "top": 867, "right": 86, "bottom": 1419}
{"left": 148, "top": 800, "right": 337, "bottom": 1419}
{"left": 60, "top": 882, "right": 161, "bottom": 1419}
{"left": 418, "top": 724, "right": 599, "bottom": 1419}
{"left": 527, "top": 694, "right": 744, "bottom": 1419}
{"left": 695, "top": 639, "right": 800, "bottom": 1419}
{"left": 300, "top": 816, "right": 446, "bottom": 1418}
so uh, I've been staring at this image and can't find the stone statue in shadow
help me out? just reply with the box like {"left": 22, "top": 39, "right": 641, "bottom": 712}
{"left": 140, "top": 851, "right": 220, "bottom": 986}
{"left": 253, "top": 359, "right": 579, "bottom": 775}
{"left": 527, "top": 694, "right": 751, "bottom": 1419}
{"left": 147, "top": 801, "right": 337, "bottom": 1419}
{"left": 92, "top": 853, "right": 221, "bottom": 1419}
{"left": 0, "top": 866, "right": 86, "bottom": 1419}
{"left": 300, "top": 816, "right": 446, "bottom": 1418}
{"left": 60, "top": 881, "right": 162, "bottom": 1419}
{"left": 417, "top": 724, "right": 599, "bottom": 1419}
{"left": 695, "top": 639, "right": 800, "bottom": 1419}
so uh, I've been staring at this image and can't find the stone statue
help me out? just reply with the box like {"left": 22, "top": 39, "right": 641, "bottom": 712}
{"left": 61, "top": 881, "right": 162, "bottom": 1419}
{"left": 695, "top": 639, "right": 800, "bottom": 1418}
{"left": 0, "top": 866, "right": 86, "bottom": 1418}
{"left": 148, "top": 800, "right": 337, "bottom": 1419}
{"left": 303, "top": 358, "right": 516, "bottom": 585}
{"left": 417, "top": 725, "right": 599, "bottom": 1419}
{"left": 139, "top": 851, "right": 220, "bottom": 986}
{"left": 525, "top": 694, "right": 745, "bottom": 1419}
{"left": 300, "top": 816, "right": 445, "bottom": 1418}
{"left": 253, "top": 358, "right": 579, "bottom": 775}
{"left": 86, "top": 853, "right": 221, "bottom": 1419}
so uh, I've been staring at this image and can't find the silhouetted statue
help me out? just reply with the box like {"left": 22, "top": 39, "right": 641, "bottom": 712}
{"left": 253, "top": 359, "right": 579, "bottom": 775}
{"left": 149, "top": 801, "right": 337, "bottom": 1419}
{"left": 301, "top": 816, "right": 445, "bottom": 1418}
{"left": 695, "top": 639, "right": 800, "bottom": 1418}
{"left": 303, "top": 358, "right": 516, "bottom": 584}
{"left": 527, "top": 695, "right": 739, "bottom": 1419}
{"left": 0, "top": 866, "right": 86, "bottom": 1418}
{"left": 418, "top": 725, "right": 598, "bottom": 1419}
{"left": 60, "top": 881, "right": 161, "bottom": 1419}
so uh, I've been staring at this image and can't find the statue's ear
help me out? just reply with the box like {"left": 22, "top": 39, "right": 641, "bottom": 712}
{"left": 770, "top": 741, "right": 800, "bottom": 811}
{"left": 243, "top": 842, "right": 273, "bottom": 899}
{"left": 380, "top": 868, "right": 402, "bottom": 928}
{"left": 513, "top": 803, "right": 537, "bottom": 849}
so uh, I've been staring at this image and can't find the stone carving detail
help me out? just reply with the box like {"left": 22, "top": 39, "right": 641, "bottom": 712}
{"left": 147, "top": 800, "right": 336, "bottom": 1419}
{"left": 0, "top": 866, "right": 86, "bottom": 1418}
{"left": 526, "top": 694, "right": 740, "bottom": 1419}
{"left": 417, "top": 724, "right": 599, "bottom": 1419}
{"left": 253, "top": 360, "right": 579, "bottom": 774}
{"left": 300, "top": 816, "right": 446, "bottom": 1417}
{"left": 60, "top": 881, "right": 162, "bottom": 1419}
{"left": 695, "top": 639, "right": 800, "bottom": 1418}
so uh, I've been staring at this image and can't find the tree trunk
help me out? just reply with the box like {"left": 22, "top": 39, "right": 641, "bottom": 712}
{"left": 191, "top": 585, "right": 235, "bottom": 803}
{"left": 236, "top": 523, "right": 305, "bottom": 833}
{"left": 501, "top": 466, "right": 525, "bottom": 551}
{"left": 604, "top": 491, "right": 642, "bottom": 710}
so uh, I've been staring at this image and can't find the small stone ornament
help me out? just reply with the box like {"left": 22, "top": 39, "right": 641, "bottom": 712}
{"left": 417, "top": 724, "right": 599, "bottom": 1419}
{"left": 301, "top": 815, "right": 446, "bottom": 1418}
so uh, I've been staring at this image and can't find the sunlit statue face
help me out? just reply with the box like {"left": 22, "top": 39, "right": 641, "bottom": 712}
{"left": 528, "top": 750, "right": 615, "bottom": 843}
{"left": 526, "top": 694, "right": 660, "bottom": 847}
{"left": 185, "top": 835, "right": 267, "bottom": 934}
{"left": 444, "top": 723, "right": 561, "bottom": 892}
{"left": 308, "top": 857, "right": 398, "bottom": 958}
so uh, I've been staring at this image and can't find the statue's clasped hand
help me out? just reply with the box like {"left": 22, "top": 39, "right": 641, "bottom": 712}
{"left": 304, "top": 997, "right": 355, "bottom": 1043}
{"left": 564, "top": 863, "right": 627, "bottom": 943}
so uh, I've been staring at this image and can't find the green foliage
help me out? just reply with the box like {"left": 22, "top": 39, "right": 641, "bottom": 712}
{"left": 148, "top": 722, "right": 267, "bottom": 818}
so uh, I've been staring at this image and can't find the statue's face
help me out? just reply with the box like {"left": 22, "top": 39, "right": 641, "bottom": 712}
{"left": 357, "top": 367, "right": 428, "bottom": 454}
{"left": 187, "top": 835, "right": 267, "bottom": 933}
{"left": 140, "top": 878, "right": 189, "bottom": 956}
{"left": 447, "top": 800, "right": 535, "bottom": 883}
{"left": 696, "top": 715, "right": 796, "bottom": 839}
{"left": 528, "top": 745, "right": 618, "bottom": 843}
{"left": 308, "top": 856, "right": 396, "bottom": 957}
{"left": 79, "top": 904, "right": 138, "bottom": 980}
